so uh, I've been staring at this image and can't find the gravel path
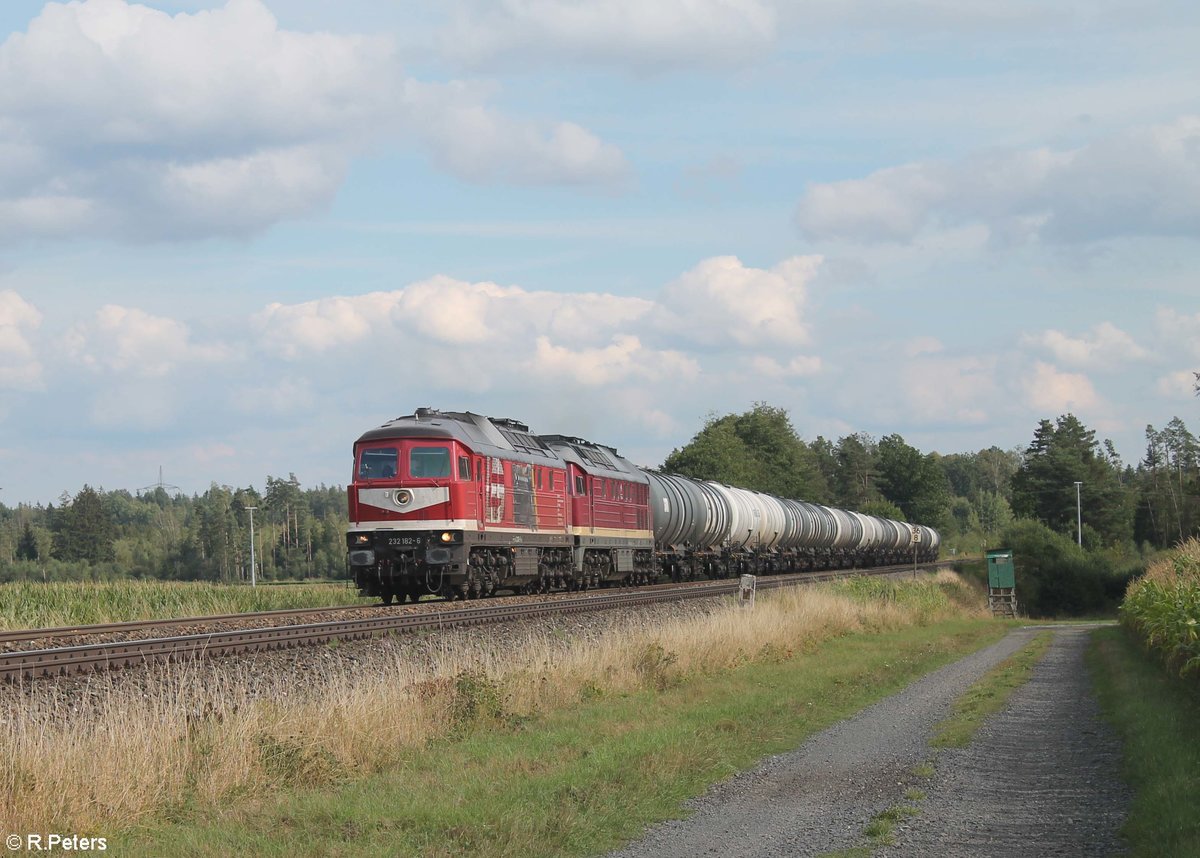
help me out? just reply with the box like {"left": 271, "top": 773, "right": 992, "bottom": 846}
{"left": 608, "top": 626, "right": 1130, "bottom": 858}
{"left": 879, "top": 626, "right": 1130, "bottom": 857}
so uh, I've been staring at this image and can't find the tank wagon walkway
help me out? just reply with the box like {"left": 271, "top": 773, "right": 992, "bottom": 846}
{"left": 607, "top": 626, "right": 1130, "bottom": 858}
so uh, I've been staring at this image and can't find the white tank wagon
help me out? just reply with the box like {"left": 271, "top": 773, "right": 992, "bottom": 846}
{"left": 640, "top": 468, "right": 941, "bottom": 580}
{"left": 754, "top": 492, "right": 788, "bottom": 550}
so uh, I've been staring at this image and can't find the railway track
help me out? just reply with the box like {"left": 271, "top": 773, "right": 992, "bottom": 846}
{"left": 0, "top": 601, "right": 378, "bottom": 646}
{"left": 1, "top": 561, "right": 951, "bottom": 683}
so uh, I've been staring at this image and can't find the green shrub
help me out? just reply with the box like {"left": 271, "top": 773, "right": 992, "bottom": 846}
{"left": 1000, "top": 519, "right": 1139, "bottom": 617}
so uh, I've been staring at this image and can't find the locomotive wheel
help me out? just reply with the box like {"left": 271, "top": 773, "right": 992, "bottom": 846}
{"left": 380, "top": 591, "right": 394, "bottom": 606}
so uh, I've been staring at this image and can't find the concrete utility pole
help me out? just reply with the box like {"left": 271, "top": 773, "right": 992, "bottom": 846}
{"left": 246, "top": 506, "right": 258, "bottom": 587}
{"left": 1080, "top": 480, "right": 1089, "bottom": 547}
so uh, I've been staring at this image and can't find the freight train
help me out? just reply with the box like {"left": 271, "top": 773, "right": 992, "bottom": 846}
{"left": 346, "top": 409, "right": 940, "bottom": 603}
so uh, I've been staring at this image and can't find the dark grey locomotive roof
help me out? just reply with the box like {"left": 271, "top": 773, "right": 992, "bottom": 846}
{"left": 356, "top": 409, "right": 564, "bottom": 467}
{"left": 539, "top": 434, "right": 650, "bottom": 483}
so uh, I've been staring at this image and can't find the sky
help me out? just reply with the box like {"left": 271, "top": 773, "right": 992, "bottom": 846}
{"left": 0, "top": 0, "right": 1197, "bottom": 506}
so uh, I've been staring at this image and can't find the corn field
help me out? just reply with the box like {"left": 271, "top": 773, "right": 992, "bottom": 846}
{"left": 1120, "top": 538, "right": 1200, "bottom": 678}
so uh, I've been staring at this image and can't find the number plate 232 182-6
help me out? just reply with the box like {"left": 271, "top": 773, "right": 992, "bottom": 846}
{"left": 387, "top": 535, "right": 422, "bottom": 547}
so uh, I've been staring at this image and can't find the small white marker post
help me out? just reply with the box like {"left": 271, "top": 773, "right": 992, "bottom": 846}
{"left": 911, "top": 525, "right": 921, "bottom": 576}
{"left": 739, "top": 574, "right": 757, "bottom": 610}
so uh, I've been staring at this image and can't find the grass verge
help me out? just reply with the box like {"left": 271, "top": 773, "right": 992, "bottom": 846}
{"left": 931, "top": 630, "right": 1054, "bottom": 748}
{"left": 121, "top": 619, "right": 1008, "bottom": 854}
{"left": 1088, "top": 626, "right": 1200, "bottom": 857}
{"left": 119, "top": 618, "right": 1007, "bottom": 857}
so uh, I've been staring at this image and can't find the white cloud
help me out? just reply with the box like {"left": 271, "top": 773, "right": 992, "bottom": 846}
{"left": 0, "top": 0, "right": 628, "bottom": 241}
{"left": 0, "top": 290, "right": 43, "bottom": 389}
{"left": 748, "top": 355, "right": 823, "bottom": 378}
{"left": 1156, "top": 370, "right": 1198, "bottom": 399}
{"left": 1030, "top": 322, "right": 1149, "bottom": 369}
{"left": 255, "top": 292, "right": 391, "bottom": 359}
{"left": 834, "top": 353, "right": 995, "bottom": 428}
{"left": 796, "top": 116, "right": 1200, "bottom": 245}
{"left": 531, "top": 334, "right": 699, "bottom": 386}
{"left": 908, "top": 356, "right": 995, "bottom": 424}
{"left": 255, "top": 277, "right": 655, "bottom": 360}
{"left": 253, "top": 255, "right": 816, "bottom": 402}
{"left": 656, "top": 255, "right": 821, "bottom": 349}
{"left": 65, "top": 305, "right": 229, "bottom": 377}
{"left": 1024, "top": 361, "right": 1100, "bottom": 413}
{"left": 1156, "top": 307, "right": 1200, "bottom": 359}
{"left": 89, "top": 380, "right": 178, "bottom": 429}
{"left": 903, "top": 336, "right": 944, "bottom": 358}
{"left": 445, "top": 0, "right": 777, "bottom": 72}
{"left": 230, "top": 377, "right": 315, "bottom": 416}
{"left": 403, "top": 81, "right": 629, "bottom": 186}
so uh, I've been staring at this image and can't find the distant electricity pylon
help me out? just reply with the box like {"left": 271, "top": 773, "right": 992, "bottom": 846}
{"left": 139, "top": 466, "right": 182, "bottom": 497}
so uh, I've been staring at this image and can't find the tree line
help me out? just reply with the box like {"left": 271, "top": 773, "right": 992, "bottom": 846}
{"left": 662, "top": 404, "right": 1200, "bottom": 616}
{"left": 1, "top": 405, "right": 1196, "bottom": 609}
{"left": 662, "top": 404, "right": 1198, "bottom": 552}
{"left": 0, "top": 475, "right": 347, "bottom": 583}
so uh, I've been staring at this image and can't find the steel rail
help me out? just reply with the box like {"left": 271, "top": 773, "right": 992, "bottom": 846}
{"left": 0, "top": 601, "right": 377, "bottom": 645}
{"left": 1, "top": 561, "right": 951, "bottom": 683}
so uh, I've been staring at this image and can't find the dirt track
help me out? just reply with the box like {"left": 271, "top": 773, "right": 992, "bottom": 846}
{"left": 608, "top": 626, "right": 1130, "bottom": 857}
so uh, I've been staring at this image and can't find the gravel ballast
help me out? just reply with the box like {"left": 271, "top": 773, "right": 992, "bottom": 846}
{"left": 609, "top": 626, "right": 1130, "bottom": 858}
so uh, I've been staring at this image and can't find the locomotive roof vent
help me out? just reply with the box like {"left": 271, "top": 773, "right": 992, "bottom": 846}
{"left": 415, "top": 407, "right": 441, "bottom": 419}
{"left": 541, "top": 434, "right": 592, "bottom": 447}
{"left": 490, "top": 417, "right": 530, "bottom": 432}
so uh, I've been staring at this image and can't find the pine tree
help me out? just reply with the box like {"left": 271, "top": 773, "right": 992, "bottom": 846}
{"left": 1011, "top": 414, "right": 1132, "bottom": 545}
{"left": 16, "top": 522, "right": 38, "bottom": 561}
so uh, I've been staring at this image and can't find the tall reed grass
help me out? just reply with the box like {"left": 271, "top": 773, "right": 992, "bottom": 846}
{"left": 0, "top": 573, "right": 985, "bottom": 834}
{"left": 0, "top": 580, "right": 356, "bottom": 630}
{"left": 1121, "top": 538, "right": 1200, "bottom": 678}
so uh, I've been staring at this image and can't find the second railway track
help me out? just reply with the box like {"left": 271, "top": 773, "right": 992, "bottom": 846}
{"left": 2, "top": 561, "right": 950, "bottom": 683}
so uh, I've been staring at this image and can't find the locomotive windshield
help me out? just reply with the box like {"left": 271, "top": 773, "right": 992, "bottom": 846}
{"left": 358, "top": 447, "right": 398, "bottom": 479}
{"left": 410, "top": 446, "right": 451, "bottom": 478}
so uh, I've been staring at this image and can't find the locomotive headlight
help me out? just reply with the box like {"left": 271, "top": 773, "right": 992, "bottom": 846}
{"left": 440, "top": 531, "right": 453, "bottom": 543}
{"left": 395, "top": 490, "right": 412, "bottom": 506}
{"left": 354, "top": 534, "right": 370, "bottom": 545}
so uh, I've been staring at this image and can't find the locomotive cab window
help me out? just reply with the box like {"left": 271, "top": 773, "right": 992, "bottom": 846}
{"left": 575, "top": 475, "right": 587, "bottom": 495}
{"left": 410, "top": 446, "right": 451, "bottom": 478}
{"left": 359, "top": 447, "right": 398, "bottom": 479}
{"left": 458, "top": 456, "right": 471, "bottom": 480}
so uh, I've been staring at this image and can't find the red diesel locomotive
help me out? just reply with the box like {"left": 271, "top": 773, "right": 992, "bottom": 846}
{"left": 346, "top": 408, "right": 653, "bottom": 603}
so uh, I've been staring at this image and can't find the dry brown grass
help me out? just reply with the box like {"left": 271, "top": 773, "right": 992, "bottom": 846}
{"left": 0, "top": 573, "right": 983, "bottom": 833}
